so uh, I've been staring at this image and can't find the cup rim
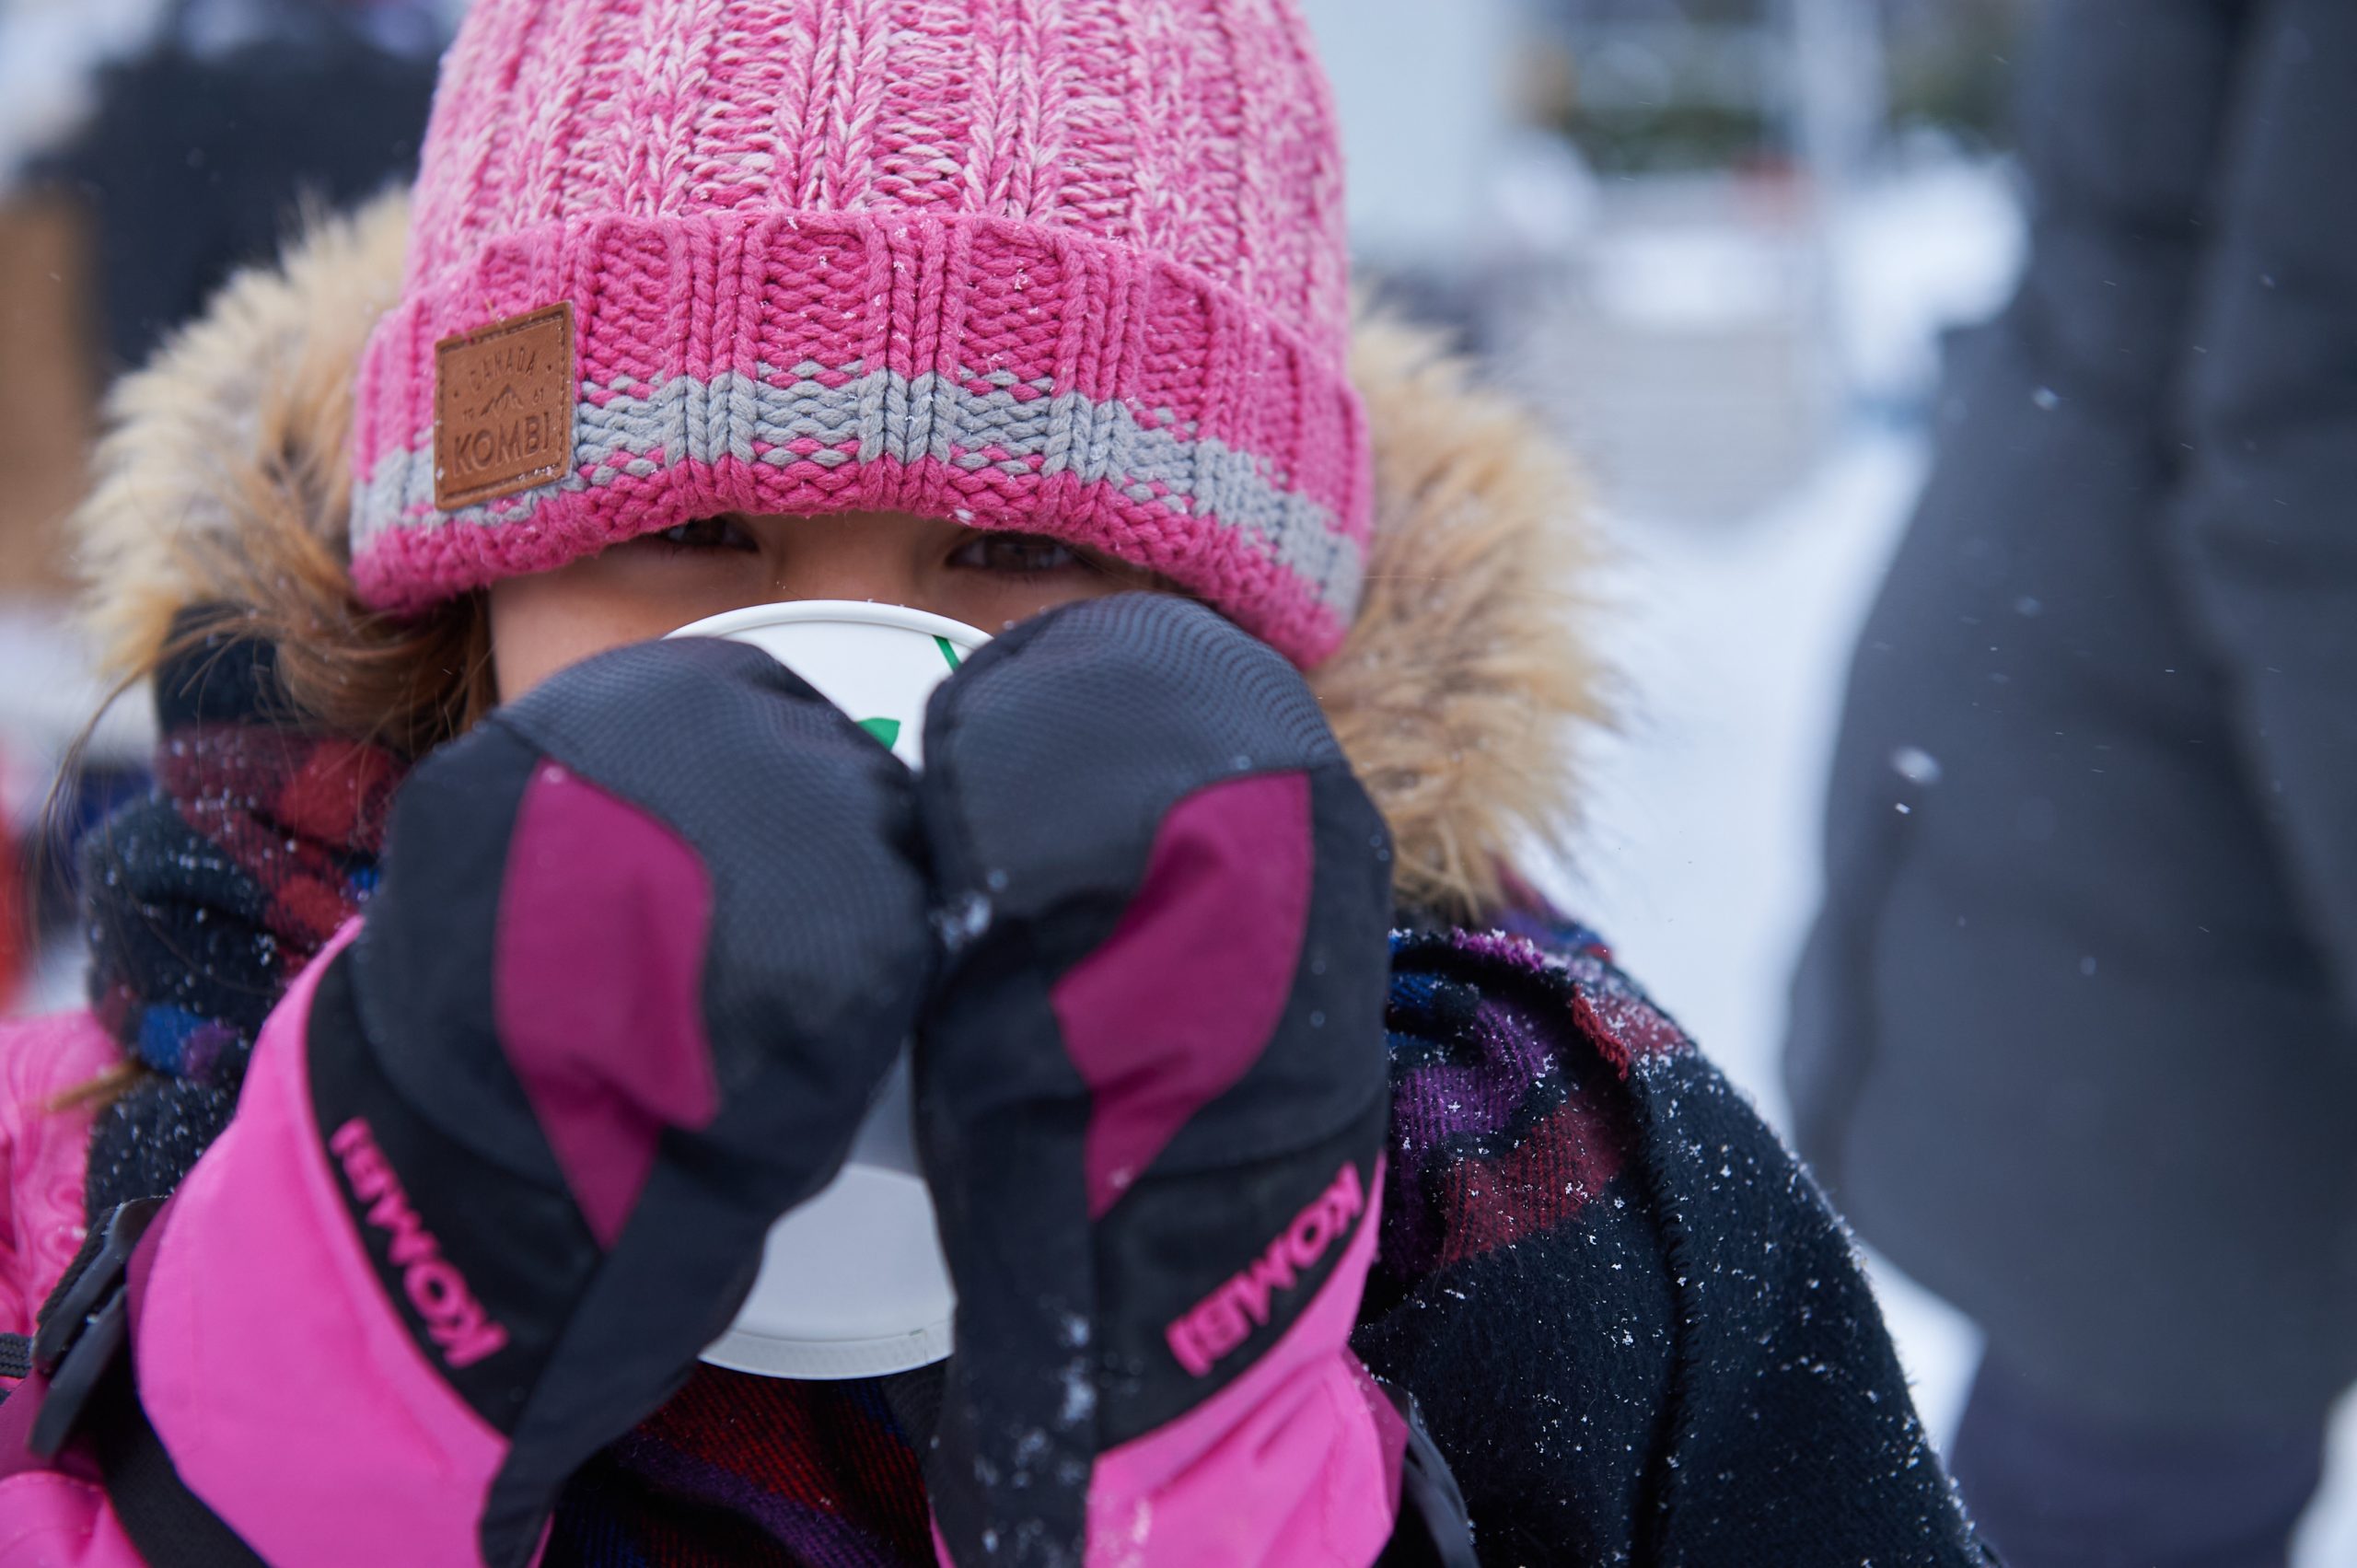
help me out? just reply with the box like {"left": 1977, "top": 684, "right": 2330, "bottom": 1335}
{"left": 667, "top": 598, "right": 993, "bottom": 652}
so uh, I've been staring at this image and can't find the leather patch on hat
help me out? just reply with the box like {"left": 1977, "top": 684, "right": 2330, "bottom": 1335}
{"left": 434, "top": 303, "right": 575, "bottom": 511}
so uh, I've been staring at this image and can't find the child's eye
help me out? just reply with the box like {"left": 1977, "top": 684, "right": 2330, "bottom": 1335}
{"left": 643, "top": 517, "right": 758, "bottom": 553}
{"left": 948, "top": 532, "right": 1080, "bottom": 574}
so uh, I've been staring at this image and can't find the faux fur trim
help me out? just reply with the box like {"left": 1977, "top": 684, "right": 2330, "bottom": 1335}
{"left": 74, "top": 195, "right": 409, "bottom": 679}
{"left": 1318, "top": 316, "right": 1604, "bottom": 916}
{"left": 72, "top": 194, "right": 1606, "bottom": 920}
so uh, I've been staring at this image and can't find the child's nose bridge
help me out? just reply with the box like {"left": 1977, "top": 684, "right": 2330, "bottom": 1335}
{"left": 761, "top": 513, "right": 927, "bottom": 608}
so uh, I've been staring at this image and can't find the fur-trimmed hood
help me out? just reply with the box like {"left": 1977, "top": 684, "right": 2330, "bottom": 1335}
{"left": 71, "top": 196, "right": 1604, "bottom": 919}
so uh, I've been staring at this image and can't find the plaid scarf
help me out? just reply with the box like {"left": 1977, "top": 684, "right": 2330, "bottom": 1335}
{"left": 81, "top": 631, "right": 398, "bottom": 1216}
{"left": 547, "top": 1368, "right": 934, "bottom": 1566}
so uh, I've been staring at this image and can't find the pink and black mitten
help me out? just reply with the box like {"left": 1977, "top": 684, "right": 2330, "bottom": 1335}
{"left": 913, "top": 594, "right": 1431, "bottom": 1567}
{"left": 317, "top": 637, "right": 932, "bottom": 1562}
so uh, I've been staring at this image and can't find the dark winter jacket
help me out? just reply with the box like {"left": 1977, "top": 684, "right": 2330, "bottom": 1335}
{"left": 0, "top": 197, "right": 1985, "bottom": 1563}
{"left": 47, "top": 27, "right": 438, "bottom": 372}
{"left": 1789, "top": 0, "right": 2357, "bottom": 1431}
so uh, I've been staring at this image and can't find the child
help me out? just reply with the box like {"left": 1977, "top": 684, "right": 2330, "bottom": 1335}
{"left": 0, "top": 3, "right": 1989, "bottom": 1563}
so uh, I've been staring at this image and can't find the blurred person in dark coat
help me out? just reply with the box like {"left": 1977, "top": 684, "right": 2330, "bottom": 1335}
{"left": 1788, "top": 4, "right": 2357, "bottom": 1566}
{"left": 42, "top": 0, "right": 443, "bottom": 371}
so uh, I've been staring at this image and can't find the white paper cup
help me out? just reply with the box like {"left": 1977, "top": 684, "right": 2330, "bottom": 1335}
{"left": 668, "top": 599, "right": 989, "bottom": 1378}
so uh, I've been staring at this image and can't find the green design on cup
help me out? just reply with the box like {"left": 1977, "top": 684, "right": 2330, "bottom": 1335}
{"left": 858, "top": 717, "right": 902, "bottom": 749}
{"left": 934, "top": 635, "right": 963, "bottom": 670}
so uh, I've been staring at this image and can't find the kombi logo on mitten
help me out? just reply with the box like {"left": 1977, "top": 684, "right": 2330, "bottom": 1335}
{"left": 330, "top": 1116, "right": 511, "bottom": 1369}
{"left": 434, "top": 302, "right": 575, "bottom": 510}
{"left": 1166, "top": 1160, "right": 1368, "bottom": 1377}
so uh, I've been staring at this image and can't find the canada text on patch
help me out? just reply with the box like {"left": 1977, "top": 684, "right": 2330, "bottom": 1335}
{"left": 434, "top": 302, "right": 575, "bottom": 511}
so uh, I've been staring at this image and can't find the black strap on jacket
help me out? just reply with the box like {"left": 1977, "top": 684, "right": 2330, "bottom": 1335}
{"left": 83, "top": 1354, "right": 270, "bottom": 1567}
{"left": 17, "top": 1195, "right": 162, "bottom": 1458}
{"left": 0, "top": 1199, "right": 265, "bottom": 1566}
{"left": 1374, "top": 1378, "right": 1481, "bottom": 1568}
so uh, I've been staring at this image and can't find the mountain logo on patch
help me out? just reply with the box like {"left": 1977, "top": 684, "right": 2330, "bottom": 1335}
{"left": 434, "top": 302, "right": 575, "bottom": 510}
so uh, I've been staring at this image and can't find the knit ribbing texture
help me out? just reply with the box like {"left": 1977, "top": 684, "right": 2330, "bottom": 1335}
{"left": 351, "top": 0, "right": 1367, "bottom": 665}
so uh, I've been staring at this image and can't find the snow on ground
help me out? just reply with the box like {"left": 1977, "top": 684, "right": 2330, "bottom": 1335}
{"left": 1537, "top": 427, "right": 2357, "bottom": 1562}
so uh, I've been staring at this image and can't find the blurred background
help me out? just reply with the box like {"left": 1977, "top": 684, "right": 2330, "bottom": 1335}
{"left": 0, "top": 0, "right": 2349, "bottom": 1558}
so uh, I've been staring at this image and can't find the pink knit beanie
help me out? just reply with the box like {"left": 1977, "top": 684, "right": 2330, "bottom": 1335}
{"left": 349, "top": 0, "right": 1366, "bottom": 665}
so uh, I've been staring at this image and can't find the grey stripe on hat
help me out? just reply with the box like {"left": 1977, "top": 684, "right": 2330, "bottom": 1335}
{"left": 354, "top": 366, "right": 1363, "bottom": 614}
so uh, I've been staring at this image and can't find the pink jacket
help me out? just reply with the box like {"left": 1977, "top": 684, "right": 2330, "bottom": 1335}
{"left": 0, "top": 1014, "right": 110, "bottom": 1354}
{"left": 0, "top": 940, "right": 515, "bottom": 1564}
{"left": 0, "top": 1009, "right": 128, "bottom": 1561}
{"left": 0, "top": 932, "right": 1398, "bottom": 1567}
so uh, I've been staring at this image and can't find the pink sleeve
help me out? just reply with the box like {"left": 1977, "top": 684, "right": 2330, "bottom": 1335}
{"left": 0, "top": 1013, "right": 117, "bottom": 1334}
{"left": 932, "top": 1175, "right": 1404, "bottom": 1568}
{"left": 0, "top": 1471, "right": 144, "bottom": 1567}
{"left": 0, "top": 924, "right": 522, "bottom": 1567}
{"left": 0, "top": 1371, "right": 134, "bottom": 1563}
